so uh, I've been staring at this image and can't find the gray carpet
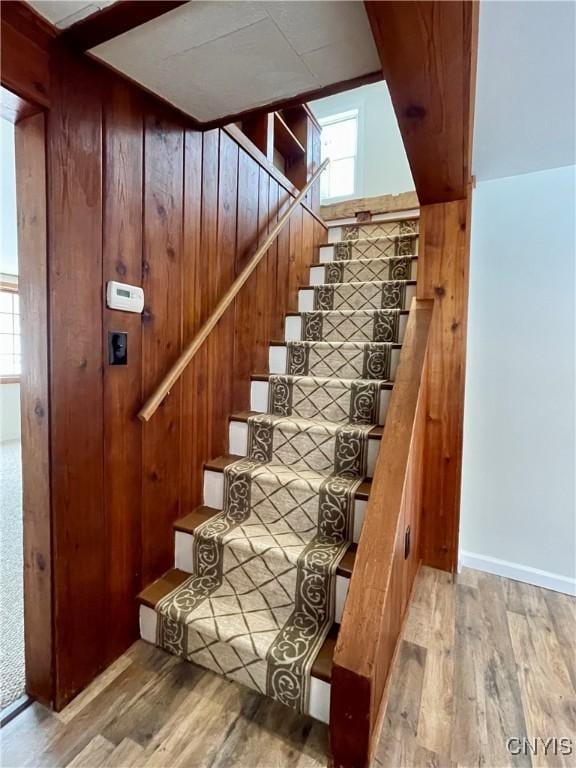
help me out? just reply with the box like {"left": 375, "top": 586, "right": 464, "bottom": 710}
{"left": 0, "top": 439, "right": 25, "bottom": 709}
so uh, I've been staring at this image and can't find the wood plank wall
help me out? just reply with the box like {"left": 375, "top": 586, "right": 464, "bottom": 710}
{"left": 42, "top": 46, "right": 324, "bottom": 708}
{"left": 417, "top": 200, "right": 469, "bottom": 572}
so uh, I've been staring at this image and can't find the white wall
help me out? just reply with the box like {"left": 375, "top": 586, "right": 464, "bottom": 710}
{"left": 460, "top": 164, "right": 576, "bottom": 593}
{"left": 0, "top": 118, "right": 21, "bottom": 443}
{"left": 309, "top": 80, "right": 415, "bottom": 201}
{"left": 0, "top": 383, "right": 21, "bottom": 442}
{"left": 0, "top": 118, "right": 18, "bottom": 276}
{"left": 473, "top": 0, "right": 575, "bottom": 181}
{"left": 460, "top": 0, "right": 576, "bottom": 594}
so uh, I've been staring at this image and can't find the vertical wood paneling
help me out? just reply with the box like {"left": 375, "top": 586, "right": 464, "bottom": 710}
{"left": 233, "top": 149, "right": 261, "bottom": 410}
{"left": 417, "top": 199, "right": 469, "bottom": 572}
{"left": 48, "top": 50, "right": 105, "bottom": 708}
{"left": 14, "top": 112, "right": 52, "bottom": 706}
{"left": 268, "top": 179, "right": 290, "bottom": 340}
{"left": 180, "top": 128, "right": 203, "bottom": 512}
{"left": 254, "top": 167, "right": 271, "bottom": 369}
{"left": 199, "top": 129, "right": 219, "bottom": 477}
{"left": 301, "top": 212, "right": 314, "bottom": 288}
{"left": 287, "top": 205, "right": 303, "bottom": 312}
{"left": 235, "top": 149, "right": 260, "bottom": 275}
{"left": 182, "top": 129, "right": 218, "bottom": 511}
{"left": 141, "top": 114, "right": 184, "bottom": 584}
{"left": 210, "top": 130, "right": 237, "bottom": 454}
{"left": 13, "top": 40, "right": 326, "bottom": 708}
{"left": 102, "top": 79, "right": 143, "bottom": 662}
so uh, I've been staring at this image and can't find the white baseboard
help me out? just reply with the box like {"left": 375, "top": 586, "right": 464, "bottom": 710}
{"left": 459, "top": 551, "right": 576, "bottom": 596}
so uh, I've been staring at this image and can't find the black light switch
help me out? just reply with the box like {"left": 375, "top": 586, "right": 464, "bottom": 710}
{"left": 108, "top": 331, "right": 128, "bottom": 365}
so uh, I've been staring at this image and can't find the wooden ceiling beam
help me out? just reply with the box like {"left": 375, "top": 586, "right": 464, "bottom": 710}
{"left": 60, "top": 0, "right": 189, "bottom": 51}
{"left": 365, "top": 0, "right": 479, "bottom": 205}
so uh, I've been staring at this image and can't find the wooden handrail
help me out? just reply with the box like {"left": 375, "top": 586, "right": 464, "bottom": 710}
{"left": 138, "top": 158, "right": 329, "bottom": 422}
{"left": 330, "top": 298, "right": 433, "bottom": 768}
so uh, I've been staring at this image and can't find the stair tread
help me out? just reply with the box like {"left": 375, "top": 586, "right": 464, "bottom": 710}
{"left": 269, "top": 340, "right": 402, "bottom": 348}
{"left": 299, "top": 279, "right": 417, "bottom": 290}
{"left": 174, "top": 505, "right": 356, "bottom": 579}
{"left": 204, "top": 454, "right": 372, "bottom": 500}
{"left": 251, "top": 372, "right": 394, "bottom": 389}
{"left": 311, "top": 254, "right": 418, "bottom": 265}
{"left": 229, "top": 410, "right": 384, "bottom": 437}
{"left": 286, "top": 308, "right": 409, "bottom": 316}
{"left": 138, "top": 568, "right": 338, "bottom": 683}
{"left": 326, "top": 232, "right": 419, "bottom": 244}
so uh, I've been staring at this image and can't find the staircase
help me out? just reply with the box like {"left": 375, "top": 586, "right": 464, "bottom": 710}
{"left": 137, "top": 214, "right": 420, "bottom": 724}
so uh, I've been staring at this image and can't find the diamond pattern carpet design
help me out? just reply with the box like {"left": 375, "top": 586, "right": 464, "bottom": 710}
{"left": 153, "top": 218, "right": 419, "bottom": 716}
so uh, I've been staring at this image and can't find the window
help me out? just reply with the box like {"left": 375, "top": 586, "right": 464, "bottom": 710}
{"left": 319, "top": 110, "right": 358, "bottom": 200}
{"left": 0, "top": 286, "right": 20, "bottom": 379}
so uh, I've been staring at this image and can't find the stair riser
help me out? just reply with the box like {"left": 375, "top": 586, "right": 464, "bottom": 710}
{"left": 326, "top": 214, "right": 420, "bottom": 243}
{"left": 250, "top": 379, "right": 391, "bottom": 426}
{"left": 298, "top": 282, "right": 416, "bottom": 313}
{"left": 309, "top": 260, "right": 417, "bottom": 285}
{"left": 174, "top": 531, "right": 351, "bottom": 626}
{"left": 269, "top": 344, "right": 401, "bottom": 382}
{"left": 227, "top": 420, "right": 380, "bottom": 478}
{"left": 138, "top": 606, "right": 331, "bottom": 723}
{"left": 319, "top": 238, "right": 418, "bottom": 263}
{"left": 203, "top": 468, "right": 367, "bottom": 543}
{"left": 284, "top": 312, "right": 408, "bottom": 344}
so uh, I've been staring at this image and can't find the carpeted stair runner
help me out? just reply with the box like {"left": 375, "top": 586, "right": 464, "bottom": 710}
{"left": 141, "top": 216, "right": 419, "bottom": 719}
{"left": 313, "top": 254, "right": 416, "bottom": 284}
{"left": 296, "top": 308, "right": 403, "bottom": 343}
{"left": 283, "top": 340, "right": 395, "bottom": 380}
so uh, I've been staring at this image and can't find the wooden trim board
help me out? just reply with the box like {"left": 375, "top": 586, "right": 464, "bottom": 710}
{"left": 15, "top": 111, "right": 53, "bottom": 706}
{"left": 321, "top": 191, "right": 419, "bottom": 221}
{"left": 365, "top": 1, "right": 478, "bottom": 205}
{"left": 417, "top": 199, "right": 469, "bottom": 572}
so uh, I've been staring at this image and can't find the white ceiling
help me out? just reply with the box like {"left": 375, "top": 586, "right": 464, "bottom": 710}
{"left": 473, "top": 0, "right": 576, "bottom": 182}
{"left": 27, "top": 0, "right": 115, "bottom": 29}
{"left": 88, "top": 1, "right": 380, "bottom": 123}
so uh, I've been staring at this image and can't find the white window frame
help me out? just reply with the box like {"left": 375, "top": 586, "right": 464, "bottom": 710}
{"left": 0, "top": 282, "right": 20, "bottom": 382}
{"left": 319, "top": 109, "right": 359, "bottom": 202}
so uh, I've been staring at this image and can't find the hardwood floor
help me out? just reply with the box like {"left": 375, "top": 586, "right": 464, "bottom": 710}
{"left": 1, "top": 567, "right": 574, "bottom": 768}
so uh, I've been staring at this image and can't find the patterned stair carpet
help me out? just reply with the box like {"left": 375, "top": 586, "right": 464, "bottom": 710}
{"left": 153, "top": 219, "right": 419, "bottom": 716}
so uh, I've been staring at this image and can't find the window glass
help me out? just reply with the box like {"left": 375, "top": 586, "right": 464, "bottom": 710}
{"left": 319, "top": 111, "right": 358, "bottom": 200}
{"left": 0, "top": 289, "right": 20, "bottom": 376}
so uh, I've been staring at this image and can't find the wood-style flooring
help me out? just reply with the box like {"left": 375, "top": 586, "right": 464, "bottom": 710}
{"left": 1, "top": 567, "right": 574, "bottom": 768}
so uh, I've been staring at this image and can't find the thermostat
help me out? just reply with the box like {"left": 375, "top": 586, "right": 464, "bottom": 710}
{"left": 106, "top": 281, "right": 144, "bottom": 313}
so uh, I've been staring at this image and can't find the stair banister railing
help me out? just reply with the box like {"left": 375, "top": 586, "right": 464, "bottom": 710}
{"left": 138, "top": 158, "right": 329, "bottom": 423}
